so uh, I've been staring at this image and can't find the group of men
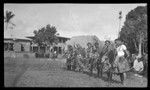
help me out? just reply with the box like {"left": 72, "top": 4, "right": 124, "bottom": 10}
{"left": 65, "top": 38, "right": 147, "bottom": 85}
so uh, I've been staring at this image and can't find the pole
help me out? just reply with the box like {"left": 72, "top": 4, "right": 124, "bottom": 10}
{"left": 118, "top": 11, "right": 122, "bottom": 38}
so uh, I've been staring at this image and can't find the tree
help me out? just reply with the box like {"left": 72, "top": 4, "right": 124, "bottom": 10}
{"left": 33, "top": 24, "right": 59, "bottom": 52}
{"left": 119, "top": 6, "right": 147, "bottom": 57}
{"left": 4, "top": 10, "right": 16, "bottom": 31}
{"left": 4, "top": 10, "right": 16, "bottom": 52}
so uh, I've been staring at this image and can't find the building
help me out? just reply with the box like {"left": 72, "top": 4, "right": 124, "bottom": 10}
{"left": 66, "top": 35, "right": 104, "bottom": 50}
{"left": 4, "top": 37, "right": 32, "bottom": 52}
{"left": 53, "top": 36, "right": 70, "bottom": 54}
{"left": 4, "top": 34, "right": 70, "bottom": 55}
{"left": 26, "top": 36, "right": 70, "bottom": 54}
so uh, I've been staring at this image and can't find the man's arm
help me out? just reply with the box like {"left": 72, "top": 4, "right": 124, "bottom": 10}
{"left": 125, "top": 50, "right": 130, "bottom": 57}
{"left": 122, "top": 45, "right": 130, "bottom": 57}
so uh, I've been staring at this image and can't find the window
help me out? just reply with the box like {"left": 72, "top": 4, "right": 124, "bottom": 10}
{"left": 4, "top": 43, "right": 9, "bottom": 51}
{"left": 9, "top": 43, "right": 14, "bottom": 51}
{"left": 59, "top": 47, "right": 62, "bottom": 54}
{"left": 40, "top": 47, "right": 46, "bottom": 53}
{"left": 21, "top": 44, "right": 24, "bottom": 52}
{"left": 33, "top": 46, "right": 38, "bottom": 52}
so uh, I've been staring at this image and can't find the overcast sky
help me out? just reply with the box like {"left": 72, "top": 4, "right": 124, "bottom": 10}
{"left": 4, "top": 3, "right": 146, "bottom": 40}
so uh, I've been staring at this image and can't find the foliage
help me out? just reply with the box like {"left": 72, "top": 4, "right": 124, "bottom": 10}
{"left": 4, "top": 10, "right": 16, "bottom": 30}
{"left": 33, "top": 24, "right": 59, "bottom": 47}
{"left": 119, "top": 6, "right": 147, "bottom": 54}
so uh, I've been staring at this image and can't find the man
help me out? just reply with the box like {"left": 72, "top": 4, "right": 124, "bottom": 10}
{"left": 101, "top": 40, "right": 112, "bottom": 62}
{"left": 66, "top": 45, "right": 73, "bottom": 70}
{"left": 72, "top": 44, "right": 79, "bottom": 71}
{"left": 114, "top": 39, "right": 130, "bottom": 70}
{"left": 76, "top": 45, "right": 86, "bottom": 72}
{"left": 86, "top": 42, "right": 95, "bottom": 75}
{"left": 98, "top": 40, "right": 111, "bottom": 78}
{"left": 133, "top": 55, "right": 144, "bottom": 77}
{"left": 92, "top": 42, "right": 100, "bottom": 76}
{"left": 114, "top": 39, "right": 130, "bottom": 85}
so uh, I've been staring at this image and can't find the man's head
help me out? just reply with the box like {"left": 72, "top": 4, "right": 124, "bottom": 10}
{"left": 105, "top": 40, "right": 111, "bottom": 46}
{"left": 87, "top": 42, "right": 92, "bottom": 48}
{"left": 94, "top": 42, "right": 99, "bottom": 48}
{"left": 114, "top": 39, "right": 123, "bottom": 46}
{"left": 68, "top": 45, "right": 73, "bottom": 51}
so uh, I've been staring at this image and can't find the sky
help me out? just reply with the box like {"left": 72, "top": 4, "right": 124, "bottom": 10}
{"left": 4, "top": 3, "right": 146, "bottom": 41}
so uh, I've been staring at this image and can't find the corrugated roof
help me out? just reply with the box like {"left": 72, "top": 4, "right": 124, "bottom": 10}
{"left": 26, "top": 36, "right": 70, "bottom": 40}
{"left": 66, "top": 35, "right": 105, "bottom": 49}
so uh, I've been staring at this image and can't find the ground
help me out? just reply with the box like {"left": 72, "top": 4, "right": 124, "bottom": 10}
{"left": 4, "top": 55, "right": 147, "bottom": 87}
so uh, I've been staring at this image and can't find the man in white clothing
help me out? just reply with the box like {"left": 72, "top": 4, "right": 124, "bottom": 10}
{"left": 114, "top": 39, "right": 130, "bottom": 68}
{"left": 133, "top": 56, "right": 144, "bottom": 77}
{"left": 133, "top": 58, "right": 144, "bottom": 72}
{"left": 114, "top": 39, "right": 130, "bottom": 85}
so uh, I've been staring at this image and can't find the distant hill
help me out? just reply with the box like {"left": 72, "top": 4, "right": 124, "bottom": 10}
{"left": 66, "top": 35, "right": 105, "bottom": 51}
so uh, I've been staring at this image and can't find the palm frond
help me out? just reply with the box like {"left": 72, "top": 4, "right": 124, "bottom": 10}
{"left": 5, "top": 11, "right": 15, "bottom": 23}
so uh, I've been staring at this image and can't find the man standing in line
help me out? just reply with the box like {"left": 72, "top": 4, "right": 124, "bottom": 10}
{"left": 98, "top": 40, "right": 111, "bottom": 78}
{"left": 114, "top": 39, "right": 130, "bottom": 85}
{"left": 66, "top": 45, "right": 73, "bottom": 70}
{"left": 86, "top": 42, "right": 95, "bottom": 75}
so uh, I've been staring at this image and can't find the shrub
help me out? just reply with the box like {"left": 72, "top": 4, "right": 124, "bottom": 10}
{"left": 23, "top": 54, "right": 29, "bottom": 58}
{"left": 45, "top": 53, "right": 50, "bottom": 58}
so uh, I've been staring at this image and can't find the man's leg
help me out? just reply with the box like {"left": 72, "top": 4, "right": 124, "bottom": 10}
{"left": 68, "top": 59, "right": 71, "bottom": 70}
{"left": 120, "top": 73, "right": 124, "bottom": 85}
{"left": 96, "top": 58, "right": 101, "bottom": 77}
{"left": 73, "top": 59, "right": 76, "bottom": 71}
{"left": 123, "top": 72, "right": 127, "bottom": 80}
{"left": 89, "top": 58, "right": 94, "bottom": 75}
{"left": 99, "top": 62, "right": 103, "bottom": 78}
{"left": 114, "top": 56, "right": 119, "bottom": 66}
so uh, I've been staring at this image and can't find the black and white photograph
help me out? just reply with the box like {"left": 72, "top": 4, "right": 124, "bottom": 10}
{"left": 4, "top": 3, "right": 147, "bottom": 87}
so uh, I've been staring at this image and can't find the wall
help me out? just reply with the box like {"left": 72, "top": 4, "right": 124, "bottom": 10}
{"left": 14, "top": 41, "right": 31, "bottom": 52}
{"left": 14, "top": 42, "right": 21, "bottom": 52}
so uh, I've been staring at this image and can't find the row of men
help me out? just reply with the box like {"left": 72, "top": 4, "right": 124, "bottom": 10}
{"left": 64, "top": 39, "right": 147, "bottom": 84}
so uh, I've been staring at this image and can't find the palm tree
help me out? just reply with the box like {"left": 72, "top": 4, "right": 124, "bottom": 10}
{"left": 4, "top": 10, "right": 16, "bottom": 52}
{"left": 4, "top": 10, "right": 16, "bottom": 30}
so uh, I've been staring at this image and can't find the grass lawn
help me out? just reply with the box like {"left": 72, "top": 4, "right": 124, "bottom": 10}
{"left": 4, "top": 55, "right": 147, "bottom": 87}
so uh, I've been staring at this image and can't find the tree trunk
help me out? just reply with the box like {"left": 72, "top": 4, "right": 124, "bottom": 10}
{"left": 138, "top": 36, "right": 142, "bottom": 58}
{"left": 142, "top": 42, "right": 144, "bottom": 55}
{"left": 133, "top": 39, "right": 138, "bottom": 53}
{"left": 6, "top": 23, "right": 8, "bottom": 31}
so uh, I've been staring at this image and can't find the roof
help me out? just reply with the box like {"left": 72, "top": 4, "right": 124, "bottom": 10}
{"left": 57, "top": 36, "right": 70, "bottom": 40}
{"left": 4, "top": 38, "right": 32, "bottom": 42}
{"left": 66, "top": 35, "right": 104, "bottom": 49}
{"left": 26, "top": 36, "right": 70, "bottom": 40}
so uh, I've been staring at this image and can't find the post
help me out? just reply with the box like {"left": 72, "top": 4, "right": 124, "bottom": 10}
{"left": 118, "top": 11, "right": 122, "bottom": 38}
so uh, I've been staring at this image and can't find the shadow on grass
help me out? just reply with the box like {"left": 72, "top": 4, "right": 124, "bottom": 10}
{"left": 4, "top": 57, "right": 30, "bottom": 87}
{"left": 85, "top": 71, "right": 122, "bottom": 85}
{"left": 12, "top": 58, "right": 29, "bottom": 87}
{"left": 62, "top": 67, "right": 122, "bottom": 85}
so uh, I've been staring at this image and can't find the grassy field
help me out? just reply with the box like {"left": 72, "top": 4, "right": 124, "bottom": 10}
{"left": 4, "top": 52, "right": 147, "bottom": 87}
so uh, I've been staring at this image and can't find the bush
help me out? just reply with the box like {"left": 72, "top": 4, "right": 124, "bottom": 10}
{"left": 23, "top": 54, "right": 29, "bottom": 58}
{"left": 35, "top": 52, "right": 45, "bottom": 58}
{"left": 35, "top": 53, "right": 38, "bottom": 58}
{"left": 45, "top": 53, "right": 50, "bottom": 58}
